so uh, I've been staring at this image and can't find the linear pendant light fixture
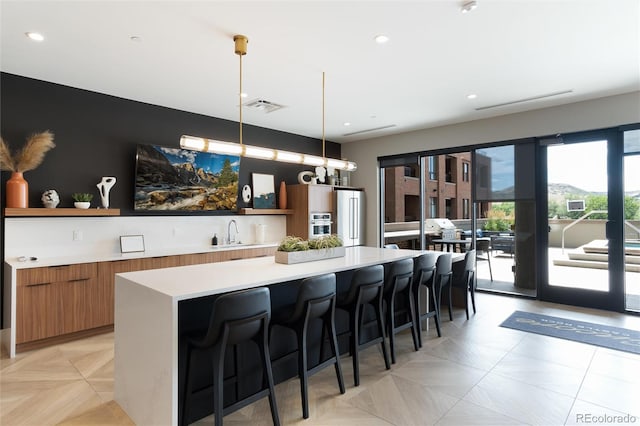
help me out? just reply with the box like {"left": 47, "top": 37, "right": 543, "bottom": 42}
{"left": 180, "top": 35, "right": 356, "bottom": 172}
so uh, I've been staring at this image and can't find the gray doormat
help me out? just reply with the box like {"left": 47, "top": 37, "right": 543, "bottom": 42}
{"left": 500, "top": 310, "right": 640, "bottom": 355}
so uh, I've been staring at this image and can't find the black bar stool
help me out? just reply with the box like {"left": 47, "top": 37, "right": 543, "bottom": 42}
{"left": 336, "top": 264, "right": 390, "bottom": 386}
{"left": 448, "top": 249, "right": 476, "bottom": 320}
{"left": 181, "top": 287, "right": 280, "bottom": 426}
{"left": 383, "top": 258, "right": 419, "bottom": 364}
{"left": 412, "top": 252, "right": 441, "bottom": 346}
{"left": 434, "top": 253, "right": 453, "bottom": 321}
{"left": 270, "top": 273, "right": 345, "bottom": 419}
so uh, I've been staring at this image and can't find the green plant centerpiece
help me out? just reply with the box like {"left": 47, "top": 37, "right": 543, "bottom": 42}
{"left": 72, "top": 192, "right": 94, "bottom": 209}
{"left": 275, "top": 234, "right": 345, "bottom": 264}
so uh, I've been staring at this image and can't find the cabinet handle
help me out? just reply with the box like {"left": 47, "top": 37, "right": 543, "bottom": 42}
{"left": 26, "top": 282, "right": 52, "bottom": 288}
{"left": 69, "top": 278, "right": 90, "bottom": 283}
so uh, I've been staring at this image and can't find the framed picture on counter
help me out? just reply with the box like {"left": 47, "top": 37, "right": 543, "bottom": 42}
{"left": 120, "top": 235, "right": 145, "bottom": 253}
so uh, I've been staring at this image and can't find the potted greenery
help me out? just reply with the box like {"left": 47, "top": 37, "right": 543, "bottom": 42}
{"left": 72, "top": 192, "right": 93, "bottom": 209}
{"left": 275, "top": 234, "right": 345, "bottom": 264}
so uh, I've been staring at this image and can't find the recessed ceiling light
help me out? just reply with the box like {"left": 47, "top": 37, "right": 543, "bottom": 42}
{"left": 467, "top": 94, "right": 477, "bottom": 99}
{"left": 25, "top": 32, "right": 44, "bottom": 42}
{"left": 343, "top": 122, "right": 351, "bottom": 126}
{"left": 461, "top": 1, "right": 477, "bottom": 13}
{"left": 374, "top": 35, "right": 389, "bottom": 44}
{"left": 130, "top": 36, "right": 142, "bottom": 42}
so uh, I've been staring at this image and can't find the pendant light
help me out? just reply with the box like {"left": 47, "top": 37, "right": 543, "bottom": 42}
{"left": 180, "top": 35, "right": 356, "bottom": 172}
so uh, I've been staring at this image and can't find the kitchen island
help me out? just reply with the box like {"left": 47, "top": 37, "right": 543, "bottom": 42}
{"left": 114, "top": 245, "right": 422, "bottom": 426}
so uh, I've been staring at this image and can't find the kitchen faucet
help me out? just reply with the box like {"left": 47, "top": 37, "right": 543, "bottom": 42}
{"left": 227, "top": 219, "right": 239, "bottom": 244}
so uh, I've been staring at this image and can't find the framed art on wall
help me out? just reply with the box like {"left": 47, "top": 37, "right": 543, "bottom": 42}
{"left": 134, "top": 144, "right": 240, "bottom": 211}
{"left": 251, "top": 173, "right": 276, "bottom": 208}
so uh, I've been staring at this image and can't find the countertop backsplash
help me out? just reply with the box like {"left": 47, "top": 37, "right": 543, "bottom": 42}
{"left": 4, "top": 215, "right": 285, "bottom": 264}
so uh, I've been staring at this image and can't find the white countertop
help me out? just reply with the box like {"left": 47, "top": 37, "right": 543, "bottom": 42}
{"left": 4, "top": 242, "right": 279, "bottom": 269}
{"left": 116, "top": 246, "right": 422, "bottom": 301}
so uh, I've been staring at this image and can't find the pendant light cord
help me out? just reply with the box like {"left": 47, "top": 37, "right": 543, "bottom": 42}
{"left": 239, "top": 53, "right": 243, "bottom": 146}
{"left": 322, "top": 71, "right": 326, "bottom": 159}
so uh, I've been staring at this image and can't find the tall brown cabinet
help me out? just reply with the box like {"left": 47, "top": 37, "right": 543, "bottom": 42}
{"left": 285, "top": 184, "right": 333, "bottom": 239}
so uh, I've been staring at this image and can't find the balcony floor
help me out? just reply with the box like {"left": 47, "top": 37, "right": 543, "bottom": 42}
{"left": 475, "top": 247, "right": 640, "bottom": 312}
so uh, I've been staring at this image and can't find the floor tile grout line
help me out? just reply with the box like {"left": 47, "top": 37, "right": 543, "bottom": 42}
{"left": 563, "top": 347, "right": 598, "bottom": 425}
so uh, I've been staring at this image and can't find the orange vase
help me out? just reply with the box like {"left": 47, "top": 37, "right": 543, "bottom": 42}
{"left": 6, "top": 171, "right": 29, "bottom": 208}
{"left": 278, "top": 181, "right": 287, "bottom": 209}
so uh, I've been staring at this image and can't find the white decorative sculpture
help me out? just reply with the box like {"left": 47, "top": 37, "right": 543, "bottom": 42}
{"left": 315, "top": 166, "right": 327, "bottom": 184}
{"left": 96, "top": 176, "right": 116, "bottom": 208}
{"left": 297, "top": 171, "right": 315, "bottom": 185}
{"left": 41, "top": 189, "right": 60, "bottom": 208}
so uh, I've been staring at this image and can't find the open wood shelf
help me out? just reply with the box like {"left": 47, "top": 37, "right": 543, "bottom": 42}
{"left": 4, "top": 208, "right": 121, "bottom": 217}
{"left": 238, "top": 208, "right": 294, "bottom": 215}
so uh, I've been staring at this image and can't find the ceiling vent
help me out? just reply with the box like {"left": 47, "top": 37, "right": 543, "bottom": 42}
{"left": 475, "top": 90, "right": 573, "bottom": 111}
{"left": 243, "top": 98, "right": 286, "bottom": 113}
{"left": 343, "top": 124, "right": 397, "bottom": 137}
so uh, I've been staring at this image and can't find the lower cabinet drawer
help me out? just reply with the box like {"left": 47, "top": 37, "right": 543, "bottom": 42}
{"left": 17, "top": 263, "right": 97, "bottom": 286}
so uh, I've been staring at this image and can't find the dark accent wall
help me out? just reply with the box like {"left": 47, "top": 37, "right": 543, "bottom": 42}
{"left": 0, "top": 72, "right": 340, "bottom": 214}
{"left": 0, "top": 72, "right": 341, "bottom": 326}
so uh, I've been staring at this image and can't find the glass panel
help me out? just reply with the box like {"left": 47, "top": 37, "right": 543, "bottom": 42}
{"left": 475, "top": 145, "right": 515, "bottom": 201}
{"left": 547, "top": 140, "right": 609, "bottom": 291}
{"left": 624, "top": 129, "right": 640, "bottom": 154}
{"left": 474, "top": 142, "right": 536, "bottom": 297}
{"left": 382, "top": 164, "right": 421, "bottom": 249}
{"left": 428, "top": 156, "right": 437, "bottom": 180}
{"left": 624, "top": 152, "right": 640, "bottom": 312}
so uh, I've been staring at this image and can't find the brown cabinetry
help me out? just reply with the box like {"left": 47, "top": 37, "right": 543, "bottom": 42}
{"left": 14, "top": 246, "right": 276, "bottom": 352}
{"left": 16, "top": 263, "right": 100, "bottom": 344}
{"left": 286, "top": 184, "right": 333, "bottom": 239}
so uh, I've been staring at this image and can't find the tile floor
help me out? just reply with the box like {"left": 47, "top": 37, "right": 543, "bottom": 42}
{"left": 2, "top": 292, "right": 640, "bottom": 425}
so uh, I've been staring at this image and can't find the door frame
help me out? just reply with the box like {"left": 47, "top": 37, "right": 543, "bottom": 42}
{"left": 537, "top": 128, "right": 625, "bottom": 312}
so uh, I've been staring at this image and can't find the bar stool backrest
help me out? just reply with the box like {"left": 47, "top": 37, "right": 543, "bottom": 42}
{"left": 384, "top": 258, "right": 413, "bottom": 294}
{"left": 200, "top": 287, "right": 271, "bottom": 348}
{"left": 291, "top": 273, "right": 337, "bottom": 321}
{"left": 413, "top": 252, "right": 438, "bottom": 286}
{"left": 343, "top": 265, "right": 384, "bottom": 305}
{"left": 434, "top": 253, "right": 453, "bottom": 289}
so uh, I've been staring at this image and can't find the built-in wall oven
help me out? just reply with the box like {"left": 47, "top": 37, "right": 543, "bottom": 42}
{"left": 309, "top": 213, "right": 332, "bottom": 239}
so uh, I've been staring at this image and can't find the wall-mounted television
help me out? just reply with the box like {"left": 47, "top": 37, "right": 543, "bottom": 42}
{"left": 134, "top": 144, "right": 240, "bottom": 211}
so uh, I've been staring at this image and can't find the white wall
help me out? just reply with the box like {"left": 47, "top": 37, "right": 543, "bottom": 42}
{"left": 4, "top": 215, "right": 285, "bottom": 260}
{"left": 342, "top": 92, "right": 640, "bottom": 246}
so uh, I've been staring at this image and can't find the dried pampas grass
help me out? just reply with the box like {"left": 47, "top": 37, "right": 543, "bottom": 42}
{"left": 0, "top": 137, "right": 15, "bottom": 171}
{"left": 0, "top": 131, "right": 56, "bottom": 172}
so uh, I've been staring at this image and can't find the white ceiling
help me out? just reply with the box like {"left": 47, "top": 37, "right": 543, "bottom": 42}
{"left": 1, "top": 0, "right": 638, "bottom": 144}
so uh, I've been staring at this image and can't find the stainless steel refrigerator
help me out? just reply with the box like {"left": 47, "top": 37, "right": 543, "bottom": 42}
{"left": 333, "top": 188, "right": 365, "bottom": 246}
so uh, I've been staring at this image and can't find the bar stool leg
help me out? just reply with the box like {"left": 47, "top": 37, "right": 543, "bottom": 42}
{"left": 326, "top": 310, "right": 346, "bottom": 394}
{"left": 386, "top": 292, "right": 397, "bottom": 364}
{"left": 258, "top": 324, "right": 280, "bottom": 426}
{"left": 351, "top": 304, "right": 362, "bottom": 386}
{"left": 213, "top": 342, "right": 225, "bottom": 426}
{"left": 297, "top": 322, "right": 310, "bottom": 419}
{"left": 376, "top": 294, "right": 391, "bottom": 370}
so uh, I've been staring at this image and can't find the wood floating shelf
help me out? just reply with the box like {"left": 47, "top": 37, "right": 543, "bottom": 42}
{"left": 4, "top": 208, "right": 121, "bottom": 217}
{"left": 238, "top": 208, "right": 294, "bottom": 215}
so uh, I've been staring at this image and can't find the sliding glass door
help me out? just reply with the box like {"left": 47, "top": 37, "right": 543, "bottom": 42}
{"left": 539, "top": 129, "right": 626, "bottom": 311}
{"left": 473, "top": 143, "right": 537, "bottom": 296}
{"left": 624, "top": 129, "right": 640, "bottom": 312}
